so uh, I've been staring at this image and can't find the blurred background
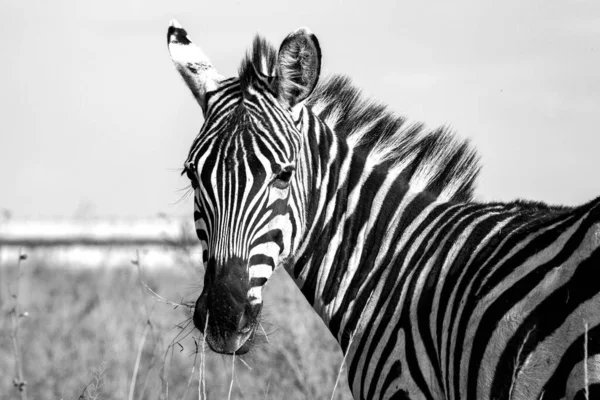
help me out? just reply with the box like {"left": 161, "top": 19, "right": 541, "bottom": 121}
{"left": 1, "top": 0, "right": 599, "bottom": 399}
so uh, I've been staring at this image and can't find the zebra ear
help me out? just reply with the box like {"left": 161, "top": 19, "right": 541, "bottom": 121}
{"left": 273, "top": 28, "right": 321, "bottom": 108}
{"left": 167, "top": 20, "right": 224, "bottom": 113}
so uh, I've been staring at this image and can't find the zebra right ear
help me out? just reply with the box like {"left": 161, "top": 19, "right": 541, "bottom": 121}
{"left": 273, "top": 28, "right": 321, "bottom": 109}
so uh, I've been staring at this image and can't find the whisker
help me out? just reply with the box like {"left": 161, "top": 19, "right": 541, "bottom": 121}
{"left": 238, "top": 357, "right": 253, "bottom": 370}
{"left": 172, "top": 186, "right": 195, "bottom": 206}
{"left": 258, "top": 322, "right": 270, "bottom": 345}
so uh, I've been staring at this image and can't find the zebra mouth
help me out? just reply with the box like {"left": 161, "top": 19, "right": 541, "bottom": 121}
{"left": 205, "top": 326, "right": 256, "bottom": 355}
{"left": 232, "top": 327, "right": 255, "bottom": 354}
{"left": 230, "top": 331, "right": 254, "bottom": 355}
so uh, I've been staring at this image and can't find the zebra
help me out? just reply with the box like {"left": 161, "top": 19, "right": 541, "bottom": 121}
{"left": 166, "top": 20, "right": 600, "bottom": 400}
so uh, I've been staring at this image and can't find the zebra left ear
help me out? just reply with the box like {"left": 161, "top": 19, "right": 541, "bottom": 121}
{"left": 273, "top": 28, "right": 321, "bottom": 108}
{"left": 167, "top": 19, "right": 223, "bottom": 114}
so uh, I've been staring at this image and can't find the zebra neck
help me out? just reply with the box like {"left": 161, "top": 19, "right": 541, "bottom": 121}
{"left": 289, "top": 113, "right": 437, "bottom": 348}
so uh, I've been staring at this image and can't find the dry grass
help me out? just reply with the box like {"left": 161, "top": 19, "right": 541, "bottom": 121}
{"left": 506, "top": 322, "right": 592, "bottom": 400}
{"left": 80, "top": 359, "right": 107, "bottom": 400}
{"left": 7, "top": 249, "right": 29, "bottom": 400}
{"left": 0, "top": 257, "right": 353, "bottom": 399}
{"left": 584, "top": 320, "right": 589, "bottom": 400}
{"left": 331, "top": 330, "right": 355, "bottom": 400}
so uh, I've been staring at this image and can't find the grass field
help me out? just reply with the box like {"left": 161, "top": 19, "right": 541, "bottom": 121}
{"left": 0, "top": 254, "right": 353, "bottom": 399}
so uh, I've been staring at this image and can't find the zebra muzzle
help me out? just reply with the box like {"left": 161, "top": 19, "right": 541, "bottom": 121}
{"left": 193, "top": 283, "right": 262, "bottom": 355}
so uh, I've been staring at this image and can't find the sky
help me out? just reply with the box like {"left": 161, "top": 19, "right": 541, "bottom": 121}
{"left": 1, "top": 0, "right": 599, "bottom": 218}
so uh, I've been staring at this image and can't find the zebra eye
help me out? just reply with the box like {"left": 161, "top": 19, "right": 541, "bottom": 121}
{"left": 185, "top": 167, "right": 194, "bottom": 180}
{"left": 183, "top": 163, "right": 198, "bottom": 187}
{"left": 272, "top": 167, "right": 294, "bottom": 189}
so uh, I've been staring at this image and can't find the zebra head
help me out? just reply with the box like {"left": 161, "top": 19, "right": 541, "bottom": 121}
{"left": 167, "top": 21, "right": 321, "bottom": 354}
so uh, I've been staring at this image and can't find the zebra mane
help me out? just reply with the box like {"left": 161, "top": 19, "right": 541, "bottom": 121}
{"left": 239, "top": 36, "right": 481, "bottom": 202}
{"left": 238, "top": 36, "right": 277, "bottom": 92}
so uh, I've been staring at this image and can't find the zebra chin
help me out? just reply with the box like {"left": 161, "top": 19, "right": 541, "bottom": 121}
{"left": 204, "top": 326, "right": 256, "bottom": 355}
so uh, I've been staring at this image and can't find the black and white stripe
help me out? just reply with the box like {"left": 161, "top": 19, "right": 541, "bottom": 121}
{"left": 168, "top": 22, "right": 600, "bottom": 399}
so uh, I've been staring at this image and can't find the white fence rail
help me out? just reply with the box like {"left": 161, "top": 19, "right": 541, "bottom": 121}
{"left": 0, "top": 217, "right": 197, "bottom": 245}
{"left": 0, "top": 218, "right": 202, "bottom": 270}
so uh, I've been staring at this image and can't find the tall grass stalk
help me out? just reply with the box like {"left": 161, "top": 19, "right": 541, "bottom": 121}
{"left": 331, "top": 330, "right": 355, "bottom": 400}
{"left": 584, "top": 320, "right": 589, "bottom": 400}
{"left": 200, "top": 312, "right": 209, "bottom": 400}
{"left": 130, "top": 250, "right": 159, "bottom": 400}
{"left": 79, "top": 359, "right": 107, "bottom": 400}
{"left": 181, "top": 336, "right": 200, "bottom": 400}
{"left": 128, "top": 321, "right": 150, "bottom": 400}
{"left": 507, "top": 326, "right": 534, "bottom": 400}
{"left": 9, "top": 249, "right": 28, "bottom": 400}
{"left": 227, "top": 353, "right": 236, "bottom": 400}
{"left": 159, "top": 347, "right": 172, "bottom": 400}
{"left": 134, "top": 249, "right": 191, "bottom": 311}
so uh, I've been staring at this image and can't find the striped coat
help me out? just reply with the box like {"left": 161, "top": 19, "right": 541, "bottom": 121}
{"left": 167, "top": 21, "right": 600, "bottom": 399}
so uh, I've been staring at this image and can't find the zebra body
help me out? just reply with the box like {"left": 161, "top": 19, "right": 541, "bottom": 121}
{"left": 286, "top": 102, "right": 600, "bottom": 400}
{"left": 167, "top": 21, "right": 600, "bottom": 399}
